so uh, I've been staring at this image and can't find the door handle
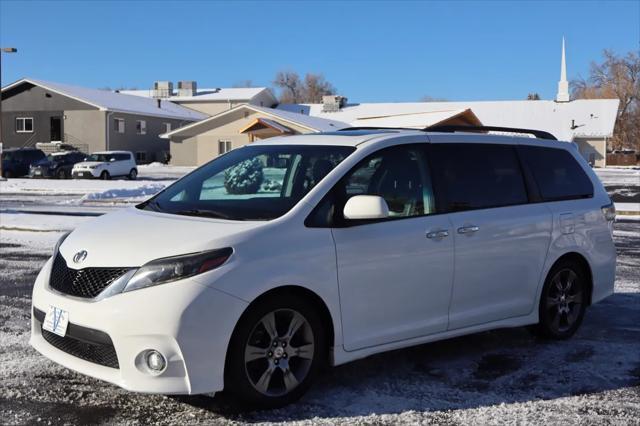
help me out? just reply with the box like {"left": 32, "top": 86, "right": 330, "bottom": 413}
{"left": 426, "top": 229, "right": 449, "bottom": 239}
{"left": 457, "top": 225, "right": 479, "bottom": 234}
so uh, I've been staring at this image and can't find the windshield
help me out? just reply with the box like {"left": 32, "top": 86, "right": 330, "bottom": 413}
{"left": 139, "top": 145, "right": 355, "bottom": 221}
{"left": 86, "top": 153, "right": 111, "bottom": 162}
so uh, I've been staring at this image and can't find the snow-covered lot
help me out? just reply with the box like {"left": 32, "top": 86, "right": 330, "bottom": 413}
{"left": 0, "top": 166, "right": 638, "bottom": 424}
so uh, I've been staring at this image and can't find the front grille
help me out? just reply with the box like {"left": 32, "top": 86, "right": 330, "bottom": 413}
{"left": 34, "top": 309, "right": 119, "bottom": 369}
{"left": 49, "top": 253, "right": 131, "bottom": 298}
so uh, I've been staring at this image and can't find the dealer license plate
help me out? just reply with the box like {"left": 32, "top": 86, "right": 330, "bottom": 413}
{"left": 43, "top": 305, "right": 69, "bottom": 337}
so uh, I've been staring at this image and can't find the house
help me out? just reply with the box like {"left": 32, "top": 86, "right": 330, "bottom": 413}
{"left": 161, "top": 95, "right": 483, "bottom": 167}
{"left": 161, "top": 104, "right": 349, "bottom": 166}
{"left": 119, "top": 81, "right": 277, "bottom": 116}
{"left": 0, "top": 78, "right": 207, "bottom": 162}
{"left": 278, "top": 40, "right": 619, "bottom": 167}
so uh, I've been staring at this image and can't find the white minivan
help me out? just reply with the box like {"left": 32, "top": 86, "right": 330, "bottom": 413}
{"left": 72, "top": 151, "right": 137, "bottom": 180}
{"left": 31, "top": 127, "right": 616, "bottom": 408}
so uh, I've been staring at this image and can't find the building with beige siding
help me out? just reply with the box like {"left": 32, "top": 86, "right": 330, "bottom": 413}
{"left": 162, "top": 104, "right": 349, "bottom": 166}
{"left": 120, "top": 82, "right": 277, "bottom": 116}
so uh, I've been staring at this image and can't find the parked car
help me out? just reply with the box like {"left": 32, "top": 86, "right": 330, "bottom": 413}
{"left": 71, "top": 151, "right": 137, "bottom": 180}
{"left": 30, "top": 127, "right": 616, "bottom": 409}
{"left": 1, "top": 147, "right": 46, "bottom": 178}
{"left": 29, "top": 151, "right": 87, "bottom": 179}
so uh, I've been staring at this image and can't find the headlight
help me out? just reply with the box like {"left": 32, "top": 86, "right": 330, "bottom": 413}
{"left": 122, "top": 248, "right": 233, "bottom": 293}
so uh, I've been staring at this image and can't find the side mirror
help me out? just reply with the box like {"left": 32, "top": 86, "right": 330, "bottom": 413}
{"left": 110, "top": 157, "right": 116, "bottom": 162}
{"left": 343, "top": 195, "right": 389, "bottom": 220}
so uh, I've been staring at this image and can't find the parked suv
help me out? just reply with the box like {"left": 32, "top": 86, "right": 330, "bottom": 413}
{"left": 30, "top": 151, "right": 87, "bottom": 179}
{"left": 1, "top": 147, "right": 46, "bottom": 178}
{"left": 30, "top": 127, "right": 616, "bottom": 408}
{"left": 71, "top": 151, "right": 137, "bottom": 180}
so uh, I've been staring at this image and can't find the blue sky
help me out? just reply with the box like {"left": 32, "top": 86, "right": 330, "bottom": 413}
{"left": 1, "top": 0, "right": 638, "bottom": 103}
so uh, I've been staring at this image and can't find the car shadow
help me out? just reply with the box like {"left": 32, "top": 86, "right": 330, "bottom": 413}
{"left": 174, "top": 290, "right": 640, "bottom": 422}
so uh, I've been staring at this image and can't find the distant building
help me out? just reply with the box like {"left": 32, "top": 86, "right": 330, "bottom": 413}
{"left": 162, "top": 104, "right": 349, "bottom": 166}
{"left": 277, "top": 39, "right": 620, "bottom": 167}
{"left": 119, "top": 81, "right": 277, "bottom": 116}
{"left": 1, "top": 78, "right": 206, "bottom": 162}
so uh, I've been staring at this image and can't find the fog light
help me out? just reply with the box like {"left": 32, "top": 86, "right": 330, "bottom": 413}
{"left": 145, "top": 350, "right": 166, "bottom": 372}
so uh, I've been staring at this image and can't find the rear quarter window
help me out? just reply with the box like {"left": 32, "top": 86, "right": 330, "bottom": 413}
{"left": 520, "top": 145, "right": 593, "bottom": 201}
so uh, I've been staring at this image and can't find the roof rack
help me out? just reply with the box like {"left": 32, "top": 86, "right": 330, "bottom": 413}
{"left": 337, "top": 125, "right": 557, "bottom": 140}
{"left": 338, "top": 126, "right": 420, "bottom": 132}
{"left": 426, "top": 125, "right": 557, "bottom": 140}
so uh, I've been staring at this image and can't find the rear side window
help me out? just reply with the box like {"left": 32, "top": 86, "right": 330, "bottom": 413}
{"left": 430, "top": 143, "right": 528, "bottom": 212}
{"left": 520, "top": 146, "right": 593, "bottom": 201}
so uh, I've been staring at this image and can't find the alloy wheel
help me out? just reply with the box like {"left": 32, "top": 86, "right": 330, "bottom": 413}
{"left": 243, "top": 309, "right": 315, "bottom": 397}
{"left": 545, "top": 268, "right": 583, "bottom": 333}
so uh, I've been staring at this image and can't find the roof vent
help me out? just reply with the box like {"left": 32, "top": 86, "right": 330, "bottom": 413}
{"left": 177, "top": 81, "right": 197, "bottom": 97}
{"left": 153, "top": 81, "right": 173, "bottom": 98}
{"left": 322, "top": 95, "right": 347, "bottom": 112}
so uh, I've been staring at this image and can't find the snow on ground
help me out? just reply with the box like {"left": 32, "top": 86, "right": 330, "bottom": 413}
{"left": 0, "top": 166, "right": 638, "bottom": 424}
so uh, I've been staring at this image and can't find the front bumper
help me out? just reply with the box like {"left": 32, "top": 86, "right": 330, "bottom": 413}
{"left": 30, "top": 168, "right": 56, "bottom": 178}
{"left": 30, "top": 258, "right": 248, "bottom": 394}
{"left": 72, "top": 170, "right": 99, "bottom": 179}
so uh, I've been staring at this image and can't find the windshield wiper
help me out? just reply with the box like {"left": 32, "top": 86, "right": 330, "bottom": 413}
{"left": 175, "top": 209, "right": 235, "bottom": 220}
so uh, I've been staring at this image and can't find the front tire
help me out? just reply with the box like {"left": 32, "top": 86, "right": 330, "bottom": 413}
{"left": 100, "top": 171, "right": 110, "bottom": 180}
{"left": 225, "top": 294, "right": 327, "bottom": 409}
{"left": 535, "top": 260, "right": 588, "bottom": 339}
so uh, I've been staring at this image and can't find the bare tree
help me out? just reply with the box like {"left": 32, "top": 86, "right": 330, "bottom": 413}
{"left": 273, "top": 70, "right": 337, "bottom": 103}
{"left": 572, "top": 50, "right": 640, "bottom": 151}
{"left": 274, "top": 71, "right": 305, "bottom": 103}
{"left": 303, "top": 73, "right": 336, "bottom": 103}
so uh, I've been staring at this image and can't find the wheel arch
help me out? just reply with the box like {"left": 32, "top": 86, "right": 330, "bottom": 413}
{"left": 546, "top": 251, "right": 594, "bottom": 305}
{"left": 227, "top": 285, "right": 336, "bottom": 363}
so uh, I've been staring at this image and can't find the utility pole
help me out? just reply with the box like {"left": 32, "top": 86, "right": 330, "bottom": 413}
{"left": 0, "top": 47, "right": 18, "bottom": 179}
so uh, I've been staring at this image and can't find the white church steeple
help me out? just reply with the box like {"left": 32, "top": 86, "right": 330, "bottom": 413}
{"left": 556, "top": 37, "right": 570, "bottom": 102}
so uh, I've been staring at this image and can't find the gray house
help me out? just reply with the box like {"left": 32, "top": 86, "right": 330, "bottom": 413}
{"left": 1, "top": 78, "right": 207, "bottom": 162}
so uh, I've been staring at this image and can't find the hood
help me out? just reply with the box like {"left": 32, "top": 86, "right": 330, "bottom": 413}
{"left": 59, "top": 207, "right": 265, "bottom": 268}
{"left": 33, "top": 158, "right": 56, "bottom": 167}
{"left": 73, "top": 161, "right": 105, "bottom": 168}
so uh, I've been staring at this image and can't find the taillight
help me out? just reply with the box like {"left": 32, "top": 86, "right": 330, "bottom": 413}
{"left": 601, "top": 202, "right": 616, "bottom": 222}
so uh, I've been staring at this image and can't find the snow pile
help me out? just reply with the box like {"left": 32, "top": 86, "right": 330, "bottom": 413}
{"left": 81, "top": 183, "right": 166, "bottom": 202}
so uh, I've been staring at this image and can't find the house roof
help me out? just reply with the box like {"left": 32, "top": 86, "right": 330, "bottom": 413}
{"left": 1, "top": 78, "right": 207, "bottom": 121}
{"left": 278, "top": 99, "right": 620, "bottom": 141}
{"left": 119, "top": 87, "right": 276, "bottom": 104}
{"left": 161, "top": 104, "right": 349, "bottom": 138}
{"left": 348, "top": 108, "right": 482, "bottom": 129}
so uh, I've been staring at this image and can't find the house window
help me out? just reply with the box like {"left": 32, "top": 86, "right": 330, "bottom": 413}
{"left": 136, "top": 120, "right": 147, "bottom": 135}
{"left": 218, "top": 140, "right": 232, "bottom": 155}
{"left": 114, "top": 118, "right": 125, "bottom": 133}
{"left": 163, "top": 122, "right": 172, "bottom": 133}
{"left": 16, "top": 117, "right": 34, "bottom": 133}
{"left": 135, "top": 151, "right": 147, "bottom": 163}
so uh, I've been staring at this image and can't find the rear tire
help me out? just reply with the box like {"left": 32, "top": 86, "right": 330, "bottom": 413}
{"left": 224, "top": 294, "right": 327, "bottom": 409}
{"left": 56, "top": 169, "right": 67, "bottom": 179}
{"left": 128, "top": 168, "right": 137, "bottom": 180}
{"left": 534, "top": 260, "right": 588, "bottom": 339}
{"left": 100, "top": 171, "right": 110, "bottom": 180}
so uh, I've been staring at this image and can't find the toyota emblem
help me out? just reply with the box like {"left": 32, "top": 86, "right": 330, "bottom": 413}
{"left": 73, "top": 250, "right": 88, "bottom": 264}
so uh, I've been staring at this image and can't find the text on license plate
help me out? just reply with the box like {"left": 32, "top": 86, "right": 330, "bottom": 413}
{"left": 43, "top": 305, "right": 69, "bottom": 337}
